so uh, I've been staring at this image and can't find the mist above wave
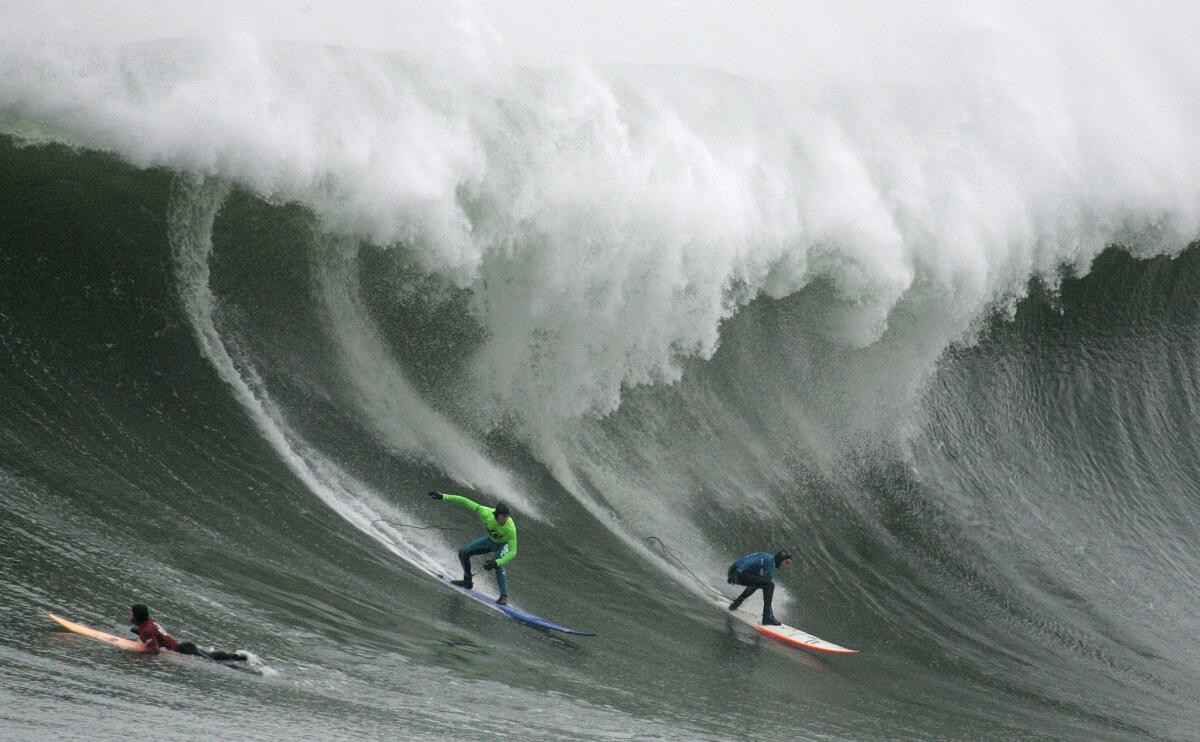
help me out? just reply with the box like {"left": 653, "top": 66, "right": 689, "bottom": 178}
{"left": 3, "top": 2, "right": 1199, "bottom": 431}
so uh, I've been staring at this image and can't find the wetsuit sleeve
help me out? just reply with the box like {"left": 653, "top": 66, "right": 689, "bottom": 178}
{"left": 138, "top": 626, "right": 160, "bottom": 654}
{"left": 441, "top": 493, "right": 482, "bottom": 514}
{"left": 762, "top": 555, "right": 775, "bottom": 581}
{"left": 495, "top": 524, "right": 517, "bottom": 566}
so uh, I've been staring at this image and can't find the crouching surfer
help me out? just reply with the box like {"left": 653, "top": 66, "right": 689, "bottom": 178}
{"left": 428, "top": 491, "right": 517, "bottom": 605}
{"left": 726, "top": 550, "right": 793, "bottom": 626}
{"left": 129, "top": 603, "right": 246, "bottom": 661}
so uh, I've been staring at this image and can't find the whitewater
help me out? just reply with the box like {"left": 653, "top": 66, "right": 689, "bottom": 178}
{"left": 2, "top": 1, "right": 1200, "bottom": 739}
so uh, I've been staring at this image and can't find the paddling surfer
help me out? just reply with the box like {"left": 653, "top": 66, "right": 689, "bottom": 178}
{"left": 129, "top": 603, "right": 246, "bottom": 661}
{"left": 726, "top": 550, "right": 793, "bottom": 625}
{"left": 428, "top": 491, "right": 517, "bottom": 605}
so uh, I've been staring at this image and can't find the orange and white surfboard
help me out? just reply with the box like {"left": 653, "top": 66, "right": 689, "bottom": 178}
{"left": 718, "top": 600, "right": 860, "bottom": 654}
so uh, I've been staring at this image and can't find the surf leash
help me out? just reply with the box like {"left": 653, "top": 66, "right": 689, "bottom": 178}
{"left": 644, "top": 536, "right": 728, "bottom": 601}
{"left": 369, "top": 519, "right": 463, "bottom": 554}
{"left": 370, "top": 518, "right": 462, "bottom": 533}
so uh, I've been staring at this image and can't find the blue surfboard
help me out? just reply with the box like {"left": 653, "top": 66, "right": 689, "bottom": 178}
{"left": 437, "top": 575, "right": 596, "bottom": 636}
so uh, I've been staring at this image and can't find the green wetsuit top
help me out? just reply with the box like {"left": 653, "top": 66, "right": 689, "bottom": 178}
{"left": 442, "top": 494, "right": 518, "bottom": 566}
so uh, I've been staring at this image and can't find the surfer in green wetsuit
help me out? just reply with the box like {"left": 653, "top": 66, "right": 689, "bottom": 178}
{"left": 429, "top": 491, "right": 517, "bottom": 605}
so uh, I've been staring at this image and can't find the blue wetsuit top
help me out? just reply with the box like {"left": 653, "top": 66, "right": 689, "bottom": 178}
{"left": 734, "top": 551, "right": 775, "bottom": 580}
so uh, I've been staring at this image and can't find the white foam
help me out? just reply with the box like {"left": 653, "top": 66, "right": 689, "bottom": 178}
{"left": 5, "top": 4, "right": 1199, "bottom": 433}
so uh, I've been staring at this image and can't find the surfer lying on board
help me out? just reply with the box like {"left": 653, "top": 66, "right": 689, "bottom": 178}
{"left": 429, "top": 491, "right": 517, "bottom": 605}
{"left": 129, "top": 604, "right": 247, "bottom": 661}
{"left": 726, "top": 550, "right": 793, "bottom": 626}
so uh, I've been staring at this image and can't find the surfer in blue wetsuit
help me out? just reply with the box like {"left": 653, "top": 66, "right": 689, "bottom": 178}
{"left": 727, "top": 550, "right": 792, "bottom": 625}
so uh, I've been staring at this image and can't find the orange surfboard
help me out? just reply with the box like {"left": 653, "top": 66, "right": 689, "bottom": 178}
{"left": 47, "top": 611, "right": 152, "bottom": 653}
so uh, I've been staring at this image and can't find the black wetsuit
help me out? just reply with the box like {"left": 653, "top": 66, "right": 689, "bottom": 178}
{"left": 133, "top": 619, "right": 246, "bottom": 661}
{"left": 177, "top": 642, "right": 246, "bottom": 662}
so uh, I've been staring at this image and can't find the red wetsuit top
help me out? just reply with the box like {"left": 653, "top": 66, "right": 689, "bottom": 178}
{"left": 134, "top": 618, "right": 179, "bottom": 653}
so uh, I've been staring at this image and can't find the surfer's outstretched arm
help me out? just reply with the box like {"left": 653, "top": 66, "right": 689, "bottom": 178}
{"left": 430, "top": 491, "right": 483, "bottom": 513}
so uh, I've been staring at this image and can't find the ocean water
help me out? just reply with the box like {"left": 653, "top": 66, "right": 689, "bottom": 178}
{"left": 2, "top": 3, "right": 1200, "bottom": 739}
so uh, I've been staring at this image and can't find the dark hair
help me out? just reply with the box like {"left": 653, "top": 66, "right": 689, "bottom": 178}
{"left": 774, "top": 550, "right": 793, "bottom": 567}
{"left": 130, "top": 603, "right": 150, "bottom": 623}
{"left": 493, "top": 502, "right": 510, "bottom": 517}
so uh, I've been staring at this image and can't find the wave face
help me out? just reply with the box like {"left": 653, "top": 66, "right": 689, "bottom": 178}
{"left": 3, "top": 6, "right": 1200, "bottom": 739}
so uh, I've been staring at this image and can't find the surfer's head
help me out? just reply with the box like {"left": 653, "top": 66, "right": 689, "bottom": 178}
{"left": 774, "top": 550, "right": 793, "bottom": 569}
{"left": 130, "top": 603, "right": 150, "bottom": 624}
{"left": 493, "top": 502, "right": 510, "bottom": 524}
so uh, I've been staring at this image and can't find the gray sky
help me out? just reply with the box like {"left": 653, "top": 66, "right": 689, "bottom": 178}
{"left": 6, "top": 0, "right": 1197, "bottom": 82}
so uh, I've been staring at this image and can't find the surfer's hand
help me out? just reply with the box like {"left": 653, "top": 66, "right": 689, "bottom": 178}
{"left": 483, "top": 559, "right": 497, "bottom": 571}
{"left": 427, "top": 491, "right": 442, "bottom": 500}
